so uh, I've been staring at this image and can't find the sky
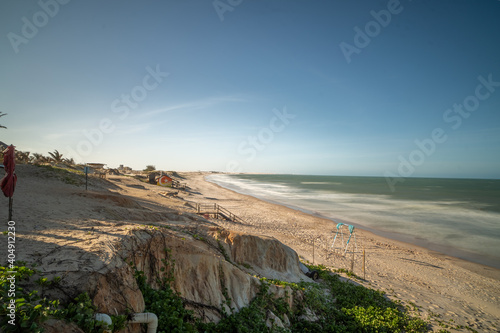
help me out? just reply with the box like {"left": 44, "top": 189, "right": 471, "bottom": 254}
{"left": 1, "top": 0, "right": 499, "bottom": 178}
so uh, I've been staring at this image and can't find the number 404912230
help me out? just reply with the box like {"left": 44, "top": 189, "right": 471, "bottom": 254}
{"left": 7, "top": 220, "right": 15, "bottom": 269}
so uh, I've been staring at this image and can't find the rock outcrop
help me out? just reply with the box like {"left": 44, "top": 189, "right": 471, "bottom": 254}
{"left": 109, "top": 222, "right": 305, "bottom": 327}
{"left": 38, "top": 220, "right": 307, "bottom": 332}
{"left": 222, "top": 231, "right": 305, "bottom": 283}
{"left": 5, "top": 166, "right": 308, "bottom": 332}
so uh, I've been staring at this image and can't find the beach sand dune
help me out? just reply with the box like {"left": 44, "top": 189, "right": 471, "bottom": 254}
{"left": 180, "top": 172, "right": 500, "bottom": 332}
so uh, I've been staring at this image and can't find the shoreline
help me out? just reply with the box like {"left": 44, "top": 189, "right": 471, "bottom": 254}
{"left": 205, "top": 173, "right": 500, "bottom": 271}
{"left": 181, "top": 171, "right": 500, "bottom": 332}
{"left": 204, "top": 174, "right": 500, "bottom": 280}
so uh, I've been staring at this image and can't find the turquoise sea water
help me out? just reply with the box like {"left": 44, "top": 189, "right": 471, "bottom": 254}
{"left": 207, "top": 174, "right": 500, "bottom": 269}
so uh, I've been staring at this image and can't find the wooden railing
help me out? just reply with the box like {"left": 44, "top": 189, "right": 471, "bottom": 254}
{"left": 195, "top": 203, "right": 245, "bottom": 224}
{"left": 172, "top": 180, "right": 186, "bottom": 190}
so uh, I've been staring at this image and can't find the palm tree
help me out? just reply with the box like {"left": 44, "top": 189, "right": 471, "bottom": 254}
{"left": 48, "top": 150, "right": 64, "bottom": 164}
{"left": 15, "top": 151, "right": 30, "bottom": 164}
{"left": 63, "top": 157, "right": 75, "bottom": 166}
{"left": 31, "top": 153, "right": 46, "bottom": 165}
{"left": 0, "top": 112, "right": 6, "bottom": 129}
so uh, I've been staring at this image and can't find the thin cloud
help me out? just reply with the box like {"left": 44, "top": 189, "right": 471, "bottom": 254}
{"left": 114, "top": 122, "right": 156, "bottom": 135}
{"left": 137, "top": 96, "right": 248, "bottom": 119}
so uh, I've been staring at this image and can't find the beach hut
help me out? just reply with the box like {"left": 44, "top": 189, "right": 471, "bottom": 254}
{"left": 156, "top": 175, "right": 173, "bottom": 187}
{"left": 86, "top": 163, "right": 107, "bottom": 178}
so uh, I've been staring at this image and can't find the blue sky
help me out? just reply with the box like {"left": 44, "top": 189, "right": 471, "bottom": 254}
{"left": 1, "top": 0, "right": 499, "bottom": 178}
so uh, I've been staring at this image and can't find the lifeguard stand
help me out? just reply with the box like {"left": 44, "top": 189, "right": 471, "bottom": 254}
{"left": 331, "top": 223, "right": 357, "bottom": 255}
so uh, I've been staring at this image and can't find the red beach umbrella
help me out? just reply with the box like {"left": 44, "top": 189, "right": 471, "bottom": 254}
{"left": 1, "top": 145, "right": 17, "bottom": 220}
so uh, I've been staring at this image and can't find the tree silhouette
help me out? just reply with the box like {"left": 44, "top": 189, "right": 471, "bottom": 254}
{"left": 48, "top": 150, "right": 64, "bottom": 163}
{"left": 63, "top": 157, "right": 75, "bottom": 165}
{"left": 31, "top": 153, "right": 49, "bottom": 165}
{"left": 0, "top": 112, "right": 6, "bottom": 129}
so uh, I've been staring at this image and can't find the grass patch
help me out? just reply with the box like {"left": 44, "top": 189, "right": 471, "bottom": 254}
{"left": 35, "top": 165, "right": 85, "bottom": 186}
{"left": 0, "top": 264, "right": 126, "bottom": 332}
{"left": 293, "top": 263, "right": 429, "bottom": 332}
{"left": 239, "top": 262, "right": 253, "bottom": 270}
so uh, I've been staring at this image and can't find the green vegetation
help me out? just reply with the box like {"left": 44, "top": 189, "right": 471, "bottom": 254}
{"left": 295, "top": 263, "right": 428, "bottom": 332}
{"left": 191, "top": 233, "right": 205, "bottom": 242}
{"left": 239, "top": 262, "right": 253, "bottom": 270}
{"left": 198, "top": 281, "right": 292, "bottom": 333}
{"left": 131, "top": 248, "right": 431, "bottom": 332}
{"left": 216, "top": 238, "right": 232, "bottom": 263}
{"left": 54, "top": 293, "right": 126, "bottom": 333}
{"left": 331, "top": 267, "right": 361, "bottom": 279}
{"left": 47, "top": 150, "right": 64, "bottom": 164}
{"left": 0, "top": 265, "right": 58, "bottom": 332}
{"left": 3, "top": 248, "right": 452, "bottom": 332}
{"left": 35, "top": 164, "right": 85, "bottom": 186}
{"left": 3, "top": 260, "right": 430, "bottom": 333}
{"left": 0, "top": 264, "right": 125, "bottom": 332}
{"left": 132, "top": 249, "right": 198, "bottom": 333}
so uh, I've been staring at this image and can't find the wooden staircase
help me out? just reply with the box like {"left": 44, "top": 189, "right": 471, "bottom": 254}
{"left": 195, "top": 203, "right": 245, "bottom": 224}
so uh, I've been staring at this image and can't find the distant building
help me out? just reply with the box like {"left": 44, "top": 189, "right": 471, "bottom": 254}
{"left": 117, "top": 165, "right": 132, "bottom": 173}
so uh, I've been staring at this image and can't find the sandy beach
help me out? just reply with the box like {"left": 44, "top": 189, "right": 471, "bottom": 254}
{"left": 3, "top": 166, "right": 499, "bottom": 332}
{"left": 180, "top": 172, "right": 500, "bottom": 332}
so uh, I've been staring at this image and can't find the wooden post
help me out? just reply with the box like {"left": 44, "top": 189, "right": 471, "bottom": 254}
{"left": 350, "top": 249, "right": 354, "bottom": 273}
{"left": 363, "top": 248, "right": 366, "bottom": 280}
{"left": 84, "top": 166, "right": 88, "bottom": 191}
{"left": 313, "top": 238, "right": 315, "bottom": 265}
{"left": 8, "top": 197, "right": 13, "bottom": 221}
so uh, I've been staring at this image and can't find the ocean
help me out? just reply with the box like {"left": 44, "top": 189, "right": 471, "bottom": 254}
{"left": 207, "top": 174, "right": 500, "bottom": 269}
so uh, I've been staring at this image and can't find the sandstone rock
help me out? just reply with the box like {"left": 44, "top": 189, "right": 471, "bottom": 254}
{"left": 41, "top": 319, "right": 85, "bottom": 333}
{"left": 223, "top": 231, "right": 309, "bottom": 283}
{"left": 25, "top": 222, "right": 306, "bottom": 331}
{"left": 266, "top": 310, "right": 286, "bottom": 330}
